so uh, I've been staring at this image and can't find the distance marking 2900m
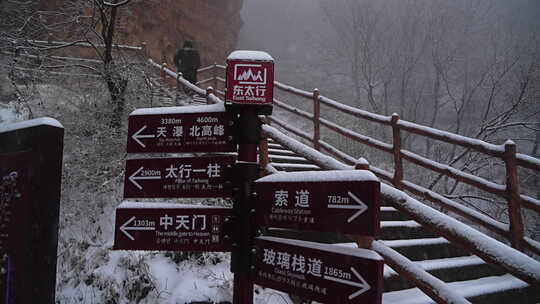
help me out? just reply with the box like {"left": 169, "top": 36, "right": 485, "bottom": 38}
{"left": 123, "top": 156, "right": 234, "bottom": 198}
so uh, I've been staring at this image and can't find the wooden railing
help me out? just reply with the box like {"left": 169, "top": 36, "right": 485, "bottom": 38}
{"left": 122, "top": 54, "right": 540, "bottom": 301}
{"left": 187, "top": 64, "right": 540, "bottom": 258}
{"left": 29, "top": 38, "right": 539, "bottom": 302}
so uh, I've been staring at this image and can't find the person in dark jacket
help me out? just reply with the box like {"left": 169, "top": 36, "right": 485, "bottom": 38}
{"left": 174, "top": 40, "right": 201, "bottom": 94}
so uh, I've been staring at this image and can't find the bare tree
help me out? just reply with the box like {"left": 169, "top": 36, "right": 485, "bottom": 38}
{"left": 0, "top": 0, "right": 141, "bottom": 127}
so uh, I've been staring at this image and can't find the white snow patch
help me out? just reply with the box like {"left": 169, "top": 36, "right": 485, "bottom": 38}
{"left": 380, "top": 220, "right": 422, "bottom": 228}
{"left": 0, "top": 107, "right": 21, "bottom": 124}
{"left": 516, "top": 153, "right": 540, "bottom": 168}
{"left": 397, "top": 120, "right": 505, "bottom": 154}
{"left": 256, "top": 169, "right": 378, "bottom": 183}
{"left": 415, "top": 256, "right": 485, "bottom": 271}
{"left": 0, "top": 117, "right": 63, "bottom": 134}
{"left": 383, "top": 274, "right": 529, "bottom": 304}
{"left": 227, "top": 50, "right": 274, "bottom": 61}
{"left": 382, "top": 237, "right": 450, "bottom": 248}
{"left": 258, "top": 236, "right": 383, "bottom": 261}
{"left": 146, "top": 254, "right": 233, "bottom": 303}
{"left": 117, "top": 201, "right": 231, "bottom": 209}
{"left": 130, "top": 103, "right": 225, "bottom": 116}
{"left": 382, "top": 184, "right": 540, "bottom": 282}
{"left": 270, "top": 163, "right": 320, "bottom": 170}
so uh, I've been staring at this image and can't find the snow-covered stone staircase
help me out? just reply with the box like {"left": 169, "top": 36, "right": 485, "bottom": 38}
{"left": 147, "top": 75, "right": 207, "bottom": 107}
{"left": 265, "top": 138, "right": 540, "bottom": 304}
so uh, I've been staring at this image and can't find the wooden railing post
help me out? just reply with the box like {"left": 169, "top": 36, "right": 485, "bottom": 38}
{"left": 206, "top": 86, "right": 214, "bottom": 104}
{"left": 175, "top": 72, "right": 182, "bottom": 102}
{"left": 140, "top": 42, "right": 147, "bottom": 58}
{"left": 259, "top": 117, "right": 271, "bottom": 176}
{"left": 391, "top": 114, "right": 404, "bottom": 189}
{"left": 504, "top": 140, "right": 524, "bottom": 250}
{"left": 161, "top": 62, "right": 167, "bottom": 80}
{"left": 213, "top": 62, "right": 218, "bottom": 91}
{"left": 353, "top": 158, "right": 374, "bottom": 248}
{"left": 313, "top": 88, "right": 321, "bottom": 151}
{"left": 259, "top": 137, "right": 270, "bottom": 176}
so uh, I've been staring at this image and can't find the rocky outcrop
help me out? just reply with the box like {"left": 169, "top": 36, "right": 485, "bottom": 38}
{"left": 118, "top": 0, "right": 244, "bottom": 66}
{"left": 40, "top": 0, "right": 244, "bottom": 66}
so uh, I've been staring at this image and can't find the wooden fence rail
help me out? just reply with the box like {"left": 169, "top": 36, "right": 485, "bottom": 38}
{"left": 201, "top": 64, "right": 540, "bottom": 256}
{"left": 24, "top": 37, "right": 539, "bottom": 258}
{"left": 149, "top": 57, "right": 540, "bottom": 257}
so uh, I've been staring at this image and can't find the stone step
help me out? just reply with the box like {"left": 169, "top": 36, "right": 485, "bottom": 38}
{"left": 264, "top": 228, "right": 352, "bottom": 244}
{"left": 383, "top": 274, "right": 539, "bottom": 304}
{"left": 270, "top": 163, "right": 321, "bottom": 172}
{"left": 268, "top": 142, "right": 286, "bottom": 149}
{"left": 269, "top": 154, "right": 311, "bottom": 164}
{"left": 383, "top": 237, "right": 470, "bottom": 261}
{"left": 268, "top": 148, "right": 297, "bottom": 156}
{"left": 383, "top": 256, "right": 506, "bottom": 292}
{"left": 379, "top": 221, "right": 439, "bottom": 240}
{"left": 380, "top": 206, "right": 411, "bottom": 221}
{"left": 468, "top": 281, "right": 540, "bottom": 304}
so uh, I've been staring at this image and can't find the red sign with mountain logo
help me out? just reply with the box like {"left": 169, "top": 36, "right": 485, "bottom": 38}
{"left": 225, "top": 51, "right": 274, "bottom": 106}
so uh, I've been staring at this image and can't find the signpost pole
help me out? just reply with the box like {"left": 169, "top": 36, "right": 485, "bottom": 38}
{"left": 232, "top": 108, "right": 260, "bottom": 304}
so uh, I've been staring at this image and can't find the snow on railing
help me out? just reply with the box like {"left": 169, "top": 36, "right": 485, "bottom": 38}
{"left": 144, "top": 59, "right": 540, "bottom": 301}
{"left": 274, "top": 81, "right": 314, "bottom": 99}
{"left": 148, "top": 58, "right": 206, "bottom": 96}
{"left": 372, "top": 241, "right": 472, "bottom": 304}
{"left": 152, "top": 62, "right": 539, "bottom": 255}
{"left": 262, "top": 125, "right": 540, "bottom": 285}
{"left": 23, "top": 39, "right": 143, "bottom": 51}
{"left": 250, "top": 70, "right": 540, "bottom": 255}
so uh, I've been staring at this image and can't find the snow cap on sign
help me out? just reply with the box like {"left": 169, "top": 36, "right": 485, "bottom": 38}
{"left": 0, "top": 117, "right": 63, "bottom": 134}
{"left": 227, "top": 50, "right": 274, "bottom": 62}
{"left": 118, "top": 201, "right": 230, "bottom": 209}
{"left": 129, "top": 103, "right": 226, "bottom": 116}
{"left": 256, "top": 170, "right": 379, "bottom": 183}
{"left": 258, "top": 236, "right": 383, "bottom": 261}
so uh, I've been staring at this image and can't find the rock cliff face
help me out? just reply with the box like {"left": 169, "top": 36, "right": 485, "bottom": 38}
{"left": 41, "top": 0, "right": 244, "bottom": 66}
{"left": 119, "top": 0, "right": 244, "bottom": 66}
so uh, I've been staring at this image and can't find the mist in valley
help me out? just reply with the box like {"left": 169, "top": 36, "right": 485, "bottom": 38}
{"left": 237, "top": 0, "right": 540, "bottom": 231}
{"left": 237, "top": 0, "right": 539, "bottom": 156}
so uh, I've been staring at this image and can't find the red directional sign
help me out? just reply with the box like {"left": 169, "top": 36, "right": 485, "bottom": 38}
{"left": 126, "top": 105, "right": 235, "bottom": 153}
{"left": 225, "top": 51, "right": 274, "bottom": 106}
{"left": 114, "top": 202, "right": 233, "bottom": 251}
{"left": 254, "top": 236, "right": 383, "bottom": 304}
{"left": 123, "top": 156, "right": 234, "bottom": 198}
{"left": 254, "top": 170, "right": 380, "bottom": 236}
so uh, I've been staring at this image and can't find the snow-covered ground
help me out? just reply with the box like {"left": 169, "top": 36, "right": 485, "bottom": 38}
{"left": 0, "top": 105, "right": 22, "bottom": 124}
{"left": 0, "top": 68, "right": 298, "bottom": 303}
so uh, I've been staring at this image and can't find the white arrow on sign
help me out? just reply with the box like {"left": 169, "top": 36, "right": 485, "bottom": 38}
{"left": 323, "top": 266, "right": 371, "bottom": 300}
{"left": 328, "top": 191, "right": 368, "bottom": 223}
{"left": 120, "top": 216, "right": 155, "bottom": 241}
{"left": 132, "top": 125, "right": 155, "bottom": 148}
{"left": 129, "top": 166, "right": 162, "bottom": 190}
